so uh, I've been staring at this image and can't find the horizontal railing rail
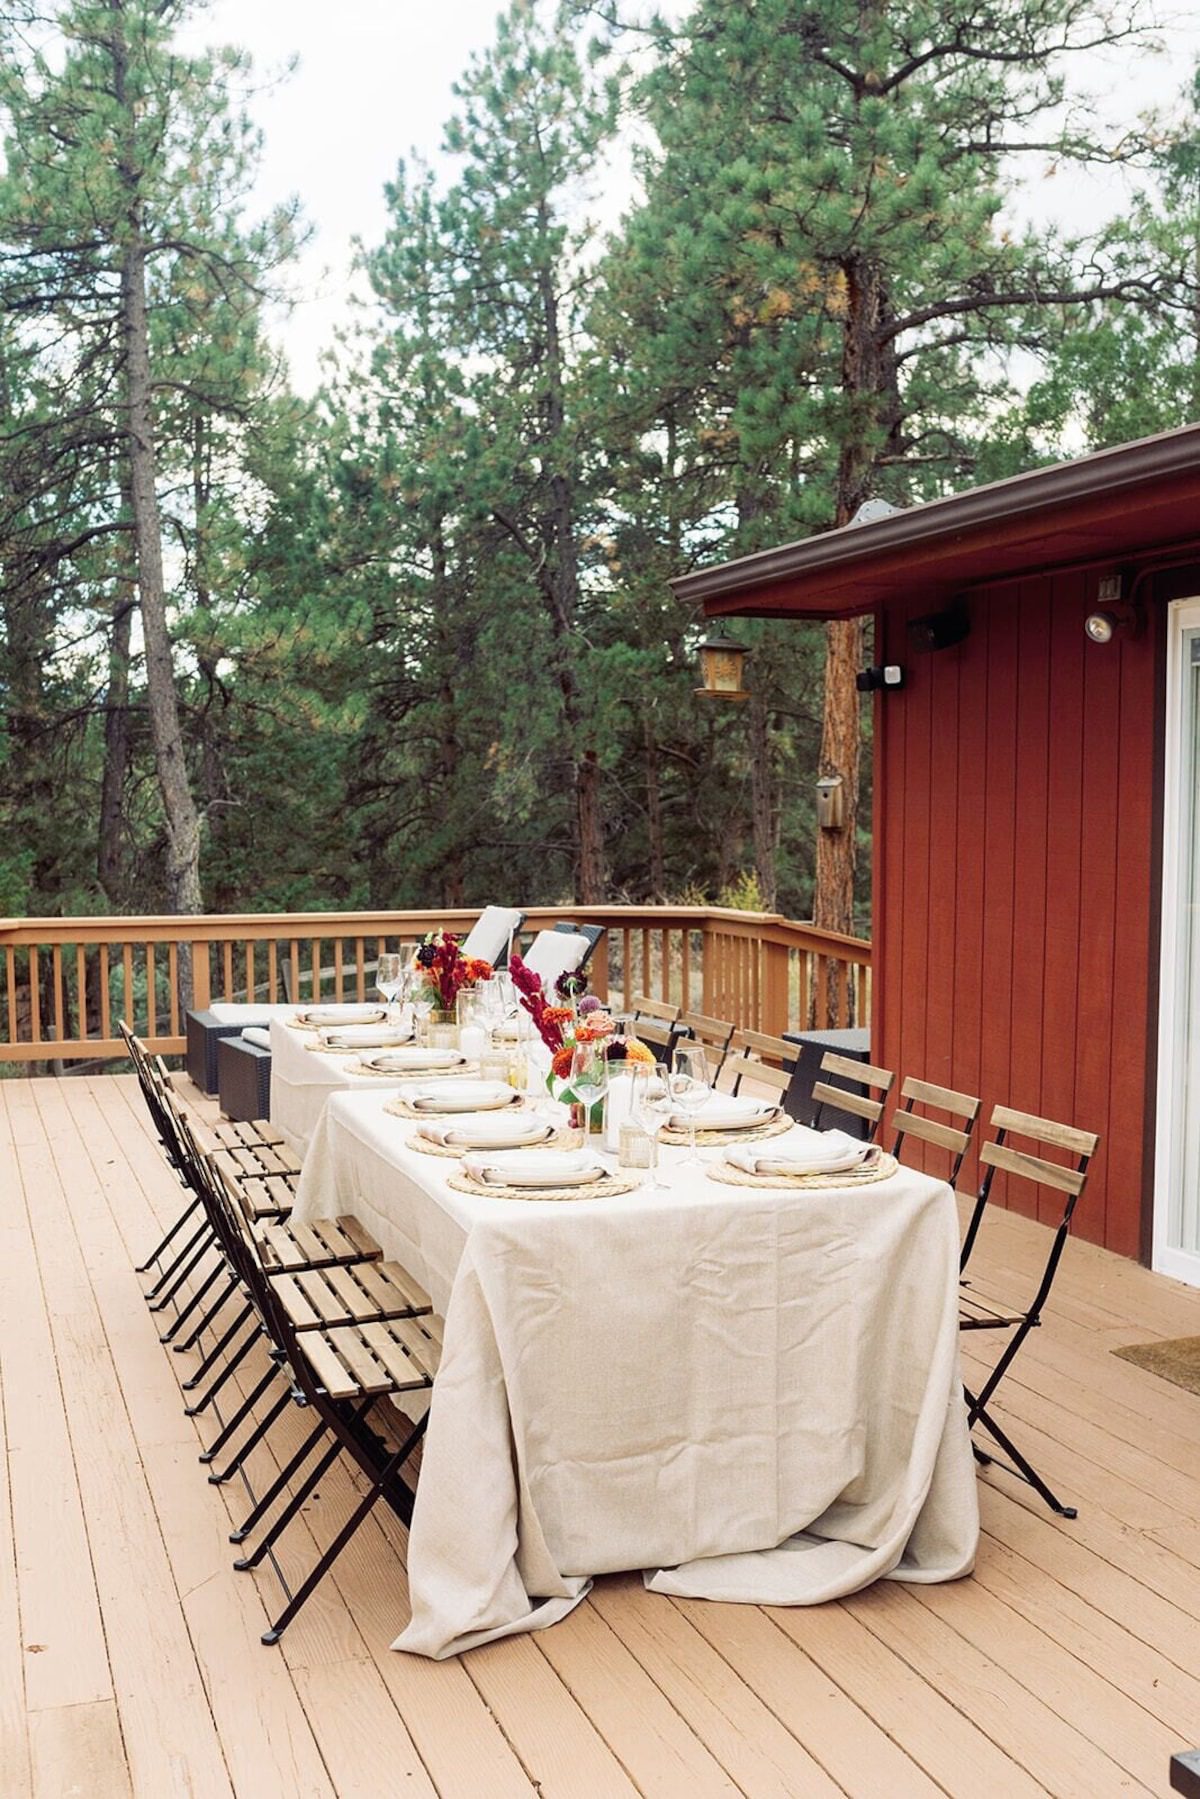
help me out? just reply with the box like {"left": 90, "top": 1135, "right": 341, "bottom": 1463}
{"left": 0, "top": 905, "right": 871, "bottom": 1063}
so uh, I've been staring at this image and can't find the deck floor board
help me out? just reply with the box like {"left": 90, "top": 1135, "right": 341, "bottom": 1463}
{"left": 3, "top": 1069, "right": 1199, "bottom": 1798}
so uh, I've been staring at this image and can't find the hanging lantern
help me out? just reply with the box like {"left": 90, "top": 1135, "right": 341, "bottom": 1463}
{"left": 695, "top": 634, "right": 751, "bottom": 701}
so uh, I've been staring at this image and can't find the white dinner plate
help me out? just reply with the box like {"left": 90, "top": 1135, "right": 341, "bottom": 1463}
{"left": 463, "top": 1149, "right": 605, "bottom": 1187}
{"left": 404, "top": 1081, "right": 519, "bottom": 1113}
{"left": 361, "top": 1048, "right": 466, "bottom": 1073}
{"left": 297, "top": 1004, "right": 387, "bottom": 1027}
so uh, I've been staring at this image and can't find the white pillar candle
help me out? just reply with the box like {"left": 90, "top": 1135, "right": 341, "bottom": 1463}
{"left": 459, "top": 1023, "right": 487, "bottom": 1063}
{"left": 603, "top": 1071, "right": 635, "bottom": 1152}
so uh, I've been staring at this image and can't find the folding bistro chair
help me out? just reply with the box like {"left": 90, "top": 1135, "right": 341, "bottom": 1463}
{"left": 889, "top": 1076, "right": 981, "bottom": 1185}
{"left": 809, "top": 1050, "right": 895, "bottom": 1141}
{"left": 121, "top": 1020, "right": 212, "bottom": 1296}
{"left": 959, "top": 1104, "right": 1099, "bottom": 1517}
{"left": 629, "top": 994, "right": 682, "bottom": 1064}
{"left": 675, "top": 1011, "right": 736, "bottom": 1078}
{"left": 720, "top": 1029, "right": 796, "bottom": 1106}
{"left": 189, "top": 1141, "right": 443, "bottom": 1644}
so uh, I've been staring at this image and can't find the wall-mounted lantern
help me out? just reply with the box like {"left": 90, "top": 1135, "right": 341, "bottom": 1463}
{"left": 695, "top": 634, "right": 751, "bottom": 701}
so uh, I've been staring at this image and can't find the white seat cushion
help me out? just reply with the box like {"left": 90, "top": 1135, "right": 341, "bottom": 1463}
{"left": 523, "top": 929, "right": 592, "bottom": 990}
{"left": 459, "top": 905, "right": 524, "bottom": 965}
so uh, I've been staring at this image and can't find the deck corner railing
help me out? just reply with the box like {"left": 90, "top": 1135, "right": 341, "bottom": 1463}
{"left": 0, "top": 905, "right": 871, "bottom": 1064}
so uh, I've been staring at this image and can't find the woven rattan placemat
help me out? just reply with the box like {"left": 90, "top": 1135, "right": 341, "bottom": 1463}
{"left": 658, "top": 1111, "right": 792, "bottom": 1147}
{"left": 706, "top": 1150, "right": 898, "bottom": 1190}
{"left": 447, "top": 1170, "right": 644, "bottom": 1203}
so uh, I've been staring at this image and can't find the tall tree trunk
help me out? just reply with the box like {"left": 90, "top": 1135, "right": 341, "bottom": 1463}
{"left": 643, "top": 716, "right": 666, "bottom": 901}
{"left": 97, "top": 592, "right": 133, "bottom": 906}
{"left": 536, "top": 222, "right": 605, "bottom": 903}
{"left": 813, "top": 249, "right": 899, "bottom": 940}
{"left": 748, "top": 681, "right": 778, "bottom": 912}
{"left": 115, "top": 26, "right": 202, "bottom": 921}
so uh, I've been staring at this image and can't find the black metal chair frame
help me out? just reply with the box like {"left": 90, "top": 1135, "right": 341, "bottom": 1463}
{"left": 959, "top": 1105, "right": 1098, "bottom": 1519}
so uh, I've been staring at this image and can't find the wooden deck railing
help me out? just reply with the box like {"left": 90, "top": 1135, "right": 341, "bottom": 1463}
{"left": 0, "top": 906, "right": 871, "bottom": 1063}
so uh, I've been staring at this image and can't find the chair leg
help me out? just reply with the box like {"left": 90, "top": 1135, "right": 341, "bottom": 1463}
{"left": 229, "top": 1415, "right": 328, "bottom": 1536}
{"left": 143, "top": 1220, "right": 211, "bottom": 1301}
{"left": 185, "top": 1327, "right": 262, "bottom": 1417}
{"left": 136, "top": 1197, "right": 202, "bottom": 1274}
{"left": 966, "top": 1389, "right": 1078, "bottom": 1519}
{"left": 206, "top": 1386, "right": 294, "bottom": 1486}
{"left": 161, "top": 1264, "right": 231, "bottom": 1345}
{"left": 233, "top": 1433, "right": 346, "bottom": 1572}
{"left": 197, "top": 1362, "right": 279, "bottom": 1462}
{"left": 181, "top": 1301, "right": 254, "bottom": 1390}
{"left": 147, "top": 1236, "right": 215, "bottom": 1313}
{"left": 260, "top": 1417, "right": 426, "bottom": 1646}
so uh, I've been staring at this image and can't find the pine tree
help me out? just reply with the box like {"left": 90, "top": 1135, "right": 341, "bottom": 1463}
{"left": 608, "top": 0, "right": 1174, "bottom": 932}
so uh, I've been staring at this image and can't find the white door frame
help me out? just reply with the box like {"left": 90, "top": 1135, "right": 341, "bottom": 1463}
{"left": 1152, "top": 595, "right": 1200, "bottom": 1285}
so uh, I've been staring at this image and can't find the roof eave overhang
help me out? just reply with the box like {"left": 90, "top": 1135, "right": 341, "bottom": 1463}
{"left": 670, "top": 422, "right": 1200, "bottom": 620}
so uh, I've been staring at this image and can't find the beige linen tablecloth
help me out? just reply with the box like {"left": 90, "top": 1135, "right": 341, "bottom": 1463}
{"left": 269, "top": 1017, "right": 415, "bottom": 1155}
{"left": 293, "top": 1090, "right": 979, "bottom": 1660}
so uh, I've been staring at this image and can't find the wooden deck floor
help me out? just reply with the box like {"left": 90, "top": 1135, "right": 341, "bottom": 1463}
{"left": 2, "top": 1073, "right": 1200, "bottom": 1798}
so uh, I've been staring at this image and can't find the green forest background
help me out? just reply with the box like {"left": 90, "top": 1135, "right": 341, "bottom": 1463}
{"left": 1, "top": 0, "right": 1198, "bottom": 933}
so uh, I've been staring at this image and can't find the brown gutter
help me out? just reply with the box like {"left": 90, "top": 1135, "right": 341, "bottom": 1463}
{"left": 670, "top": 420, "right": 1200, "bottom": 606}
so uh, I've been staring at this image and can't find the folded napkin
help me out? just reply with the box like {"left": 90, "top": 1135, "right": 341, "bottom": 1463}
{"left": 724, "top": 1127, "right": 879, "bottom": 1178}
{"left": 667, "top": 1092, "right": 780, "bottom": 1132}
{"left": 296, "top": 1004, "right": 387, "bottom": 1027}
{"left": 361, "top": 1047, "right": 465, "bottom": 1072}
{"left": 241, "top": 1027, "right": 272, "bottom": 1051}
{"left": 402, "top": 1080, "right": 519, "bottom": 1114}
{"left": 462, "top": 1149, "right": 605, "bottom": 1188}
{"left": 320, "top": 1025, "right": 413, "bottom": 1050}
{"left": 418, "top": 1113, "right": 555, "bottom": 1149}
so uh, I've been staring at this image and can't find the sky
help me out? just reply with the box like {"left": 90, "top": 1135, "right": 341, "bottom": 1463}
{"left": 185, "top": 1, "right": 1200, "bottom": 397}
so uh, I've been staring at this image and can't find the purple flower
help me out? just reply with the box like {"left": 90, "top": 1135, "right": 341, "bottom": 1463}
{"left": 578, "top": 994, "right": 602, "bottom": 1015}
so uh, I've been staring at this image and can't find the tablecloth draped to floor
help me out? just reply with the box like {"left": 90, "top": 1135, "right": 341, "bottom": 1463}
{"left": 294, "top": 1091, "right": 979, "bottom": 1660}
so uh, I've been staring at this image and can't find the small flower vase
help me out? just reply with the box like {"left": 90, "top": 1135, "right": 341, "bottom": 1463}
{"left": 427, "top": 1009, "right": 458, "bottom": 1049}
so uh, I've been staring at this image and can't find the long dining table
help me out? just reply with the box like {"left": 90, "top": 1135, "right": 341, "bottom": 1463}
{"left": 291, "top": 1085, "right": 979, "bottom": 1661}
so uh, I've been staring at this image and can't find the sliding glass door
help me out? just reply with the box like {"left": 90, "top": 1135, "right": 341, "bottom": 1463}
{"left": 1155, "top": 599, "right": 1200, "bottom": 1285}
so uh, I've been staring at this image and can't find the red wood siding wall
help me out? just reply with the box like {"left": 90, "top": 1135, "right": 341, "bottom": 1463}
{"left": 875, "top": 571, "right": 1158, "bottom": 1258}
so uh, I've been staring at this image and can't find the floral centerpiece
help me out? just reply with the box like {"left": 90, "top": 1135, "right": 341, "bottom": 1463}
{"left": 411, "top": 931, "right": 493, "bottom": 1014}
{"left": 509, "top": 953, "right": 653, "bottom": 1122}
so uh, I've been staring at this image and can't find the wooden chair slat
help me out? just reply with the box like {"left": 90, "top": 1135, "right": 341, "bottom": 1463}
{"left": 899, "top": 1076, "right": 981, "bottom": 1119}
{"left": 822, "top": 1051, "right": 893, "bottom": 1086}
{"left": 722, "top": 1054, "right": 792, "bottom": 1097}
{"left": 362, "top": 1259, "right": 432, "bottom": 1316}
{"left": 631, "top": 994, "right": 680, "bottom": 1025}
{"left": 632, "top": 1020, "right": 675, "bottom": 1050}
{"left": 336, "top": 1215, "right": 383, "bottom": 1259}
{"left": 810, "top": 1081, "right": 884, "bottom": 1122}
{"left": 979, "top": 1140, "right": 1087, "bottom": 1196}
{"left": 892, "top": 1111, "right": 970, "bottom": 1155}
{"left": 679, "top": 1011, "right": 735, "bottom": 1045}
{"left": 731, "top": 1028, "right": 795, "bottom": 1065}
{"left": 324, "top": 1326, "right": 395, "bottom": 1395}
{"left": 990, "top": 1105, "right": 1098, "bottom": 1157}
{"left": 362, "top": 1317, "right": 441, "bottom": 1385}
{"left": 300, "top": 1330, "right": 362, "bottom": 1401}
{"left": 271, "top": 1272, "right": 323, "bottom": 1330}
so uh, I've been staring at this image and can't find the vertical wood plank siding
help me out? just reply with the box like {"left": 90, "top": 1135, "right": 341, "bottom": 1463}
{"left": 878, "top": 572, "right": 1158, "bottom": 1257}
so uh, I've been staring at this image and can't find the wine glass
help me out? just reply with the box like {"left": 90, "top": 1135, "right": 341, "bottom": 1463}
{"left": 570, "top": 1040, "right": 610, "bottom": 1141}
{"left": 669, "top": 1043, "right": 710, "bottom": 1168}
{"left": 376, "top": 952, "right": 404, "bottom": 1022}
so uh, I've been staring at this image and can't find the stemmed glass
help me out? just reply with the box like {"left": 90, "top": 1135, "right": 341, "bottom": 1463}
{"left": 669, "top": 1043, "right": 710, "bottom": 1168}
{"left": 376, "top": 953, "right": 405, "bottom": 1024}
{"left": 570, "top": 1040, "right": 611, "bottom": 1143}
